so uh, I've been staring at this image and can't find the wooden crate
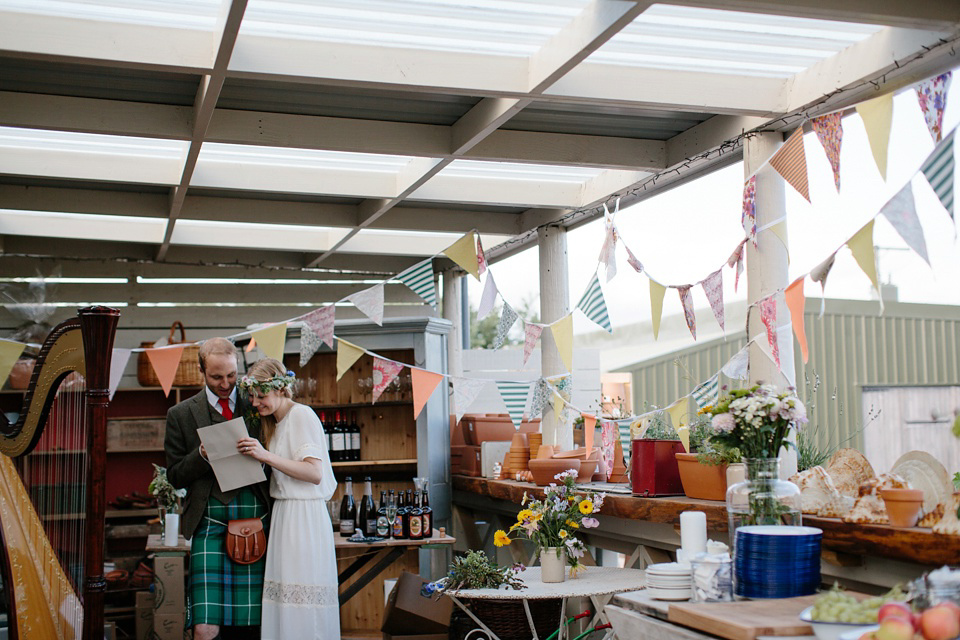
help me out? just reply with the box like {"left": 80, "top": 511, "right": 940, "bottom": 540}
{"left": 107, "top": 419, "right": 165, "bottom": 452}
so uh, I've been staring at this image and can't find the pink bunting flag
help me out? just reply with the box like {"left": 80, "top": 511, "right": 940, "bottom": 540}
{"left": 916, "top": 72, "right": 952, "bottom": 142}
{"left": 700, "top": 269, "right": 724, "bottom": 332}
{"left": 411, "top": 368, "right": 444, "bottom": 420}
{"left": 759, "top": 296, "right": 779, "bottom": 369}
{"left": 302, "top": 305, "right": 335, "bottom": 348}
{"left": 677, "top": 285, "right": 696, "bottom": 340}
{"left": 811, "top": 113, "right": 843, "bottom": 191}
{"left": 371, "top": 357, "right": 404, "bottom": 404}
{"left": 477, "top": 235, "right": 487, "bottom": 276}
{"left": 625, "top": 244, "right": 644, "bottom": 273}
{"left": 742, "top": 176, "right": 757, "bottom": 248}
{"left": 600, "top": 420, "right": 618, "bottom": 481}
{"left": 727, "top": 240, "right": 745, "bottom": 292}
{"left": 522, "top": 323, "right": 544, "bottom": 366}
{"left": 768, "top": 128, "right": 811, "bottom": 202}
{"left": 785, "top": 278, "right": 808, "bottom": 364}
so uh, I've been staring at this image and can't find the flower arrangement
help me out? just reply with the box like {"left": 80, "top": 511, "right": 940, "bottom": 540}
{"left": 703, "top": 384, "right": 808, "bottom": 459}
{"left": 689, "top": 412, "right": 742, "bottom": 466}
{"left": 421, "top": 550, "right": 526, "bottom": 596}
{"left": 148, "top": 464, "right": 186, "bottom": 513}
{"left": 237, "top": 370, "right": 296, "bottom": 395}
{"left": 494, "top": 471, "right": 604, "bottom": 576}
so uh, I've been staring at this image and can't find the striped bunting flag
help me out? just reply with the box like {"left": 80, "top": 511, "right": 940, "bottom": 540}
{"left": 691, "top": 375, "right": 719, "bottom": 410}
{"left": 768, "top": 128, "right": 811, "bottom": 202}
{"left": 497, "top": 381, "right": 531, "bottom": 429}
{"left": 396, "top": 259, "right": 437, "bottom": 308}
{"left": 921, "top": 129, "right": 955, "bottom": 220}
{"left": 577, "top": 273, "right": 612, "bottom": 333}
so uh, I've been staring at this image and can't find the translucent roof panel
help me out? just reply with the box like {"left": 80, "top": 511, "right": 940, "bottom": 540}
{"left": 588, "top": 4, "right": 886, "bottom": 77}
{"left": 338, "top": 228, "right": 515, "bottom": 257}
{"left": 173, "top": 219, "right": 351, "bottom": 252}
{"left": 0, "top": 209, "right": 166, "bottom": 243}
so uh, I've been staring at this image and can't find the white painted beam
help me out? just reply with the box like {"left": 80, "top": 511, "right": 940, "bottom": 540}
{"left": 451, "top": 98, "right": 529, "bottom": 155}
{"left": 665, "top": 114, "right": 768, "bottom": 166}
{"left": 580, "top": 169, "right": 652, "bottom": 207}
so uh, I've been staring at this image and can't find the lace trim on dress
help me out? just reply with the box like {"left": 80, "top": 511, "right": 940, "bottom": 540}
{"left": 263, "top": 580, "right": 338, "bottom": 607}
{"left": 294, "top": 443, "right": 324, "bottom": 461}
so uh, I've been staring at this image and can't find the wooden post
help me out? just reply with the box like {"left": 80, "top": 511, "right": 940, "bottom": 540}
{"left": 443, "top": 270, "right": 463, "bottom": 414}
{"left": 744, "top": 132, "right": 798, "bottom": 479}
{"left": 538, "top": 225, "right": 572, "bottom": 450}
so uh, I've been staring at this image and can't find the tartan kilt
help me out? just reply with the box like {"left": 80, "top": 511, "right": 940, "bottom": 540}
{"left": 190, "top": 489, "right": 270, "bottom": 627}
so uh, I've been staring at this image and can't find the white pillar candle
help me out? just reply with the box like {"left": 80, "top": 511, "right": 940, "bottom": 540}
{"left": 680, "top": 511, "right": 707, "bottom": 556}
{"left": 164, "top": 513, "right": 180, "bottom": 547}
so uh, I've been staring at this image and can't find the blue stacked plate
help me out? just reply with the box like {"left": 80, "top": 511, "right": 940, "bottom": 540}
{"left": 734, "top": 525, "right": 822, "bottom": 598}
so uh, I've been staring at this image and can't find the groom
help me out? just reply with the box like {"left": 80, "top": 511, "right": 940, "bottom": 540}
{"left": 165, "top": 337, "right": 271, "bottom": 640}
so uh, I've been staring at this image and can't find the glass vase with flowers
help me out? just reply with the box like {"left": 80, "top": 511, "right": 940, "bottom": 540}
{"left": 148, "top": 464, "right": 186, "bottom": 545}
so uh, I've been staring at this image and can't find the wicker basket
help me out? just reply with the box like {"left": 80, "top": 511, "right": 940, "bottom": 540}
{"left": 449, "top": 597, "right": 563, "bottom": 640}
{"left": 137, "top": 321, "right": 203, "bottom": 388}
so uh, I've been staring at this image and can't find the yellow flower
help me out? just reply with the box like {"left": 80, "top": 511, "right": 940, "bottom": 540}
{"left": 494, "top": 530, "right": 512, "bottom": 547}
{"left": 516, "top": 509, "right": 533, "bottom": 523}
{"left": 566, "top": 519, "right": 579, "bottom": 529}
{"left": 559, "top": 529, "right": 568, "bottom": 539}
{"left": 578, "top": 499, "right": 593, "bottom": 515}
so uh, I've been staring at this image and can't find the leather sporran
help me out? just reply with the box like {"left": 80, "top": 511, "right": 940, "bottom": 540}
{"left": 226, "top": 518, "right": 266, "bottom": 565}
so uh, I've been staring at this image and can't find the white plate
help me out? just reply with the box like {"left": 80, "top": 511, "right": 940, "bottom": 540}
{"left": 838, "top": 626, "right": 878, "bottom": 640}
{"left": 737, "top": 525, "right": 824, "bottom": 537}
{"left": 647, "top": 587, "right": 691, "bottom": 601}
{"left": 646, "top": 562, "right": 693, "bottom": 575}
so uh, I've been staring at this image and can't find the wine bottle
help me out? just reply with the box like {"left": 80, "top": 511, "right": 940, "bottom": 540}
{"left": 339, "top": 477, "right": 356, "bottom": 537}
{"left": 350, "top": 411, "right": 361, "bottom": 461}
{"left": 402, "top": 489, "right": 414, "bottom": 539}
{"left": 376, "top": 490, "right": 390, "bottom": 537}
{"left": 358, "top": 477, "right": 377, "bottom": 536}
{"left": 319, "top": 410, "right": 330, "bottom": 455}
{"left": 421, "top": 485, "right": 433, "bottom": 539}
{"left": 392, "top": 490, "right": 406, "bottom": 539}
{"left": 331, "top": 410, "right": 344, "bottom": 462}
{"left": 408, "top": 490, "right": 423, "bottom": 540}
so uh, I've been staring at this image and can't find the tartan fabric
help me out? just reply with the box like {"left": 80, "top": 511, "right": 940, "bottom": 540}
{"left": 190, "top": 488, "right": 270, "bottom": 627}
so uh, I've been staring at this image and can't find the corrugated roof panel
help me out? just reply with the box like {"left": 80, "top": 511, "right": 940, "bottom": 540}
{"left": 506, "top": 102, "right": 712, "bottom": 140}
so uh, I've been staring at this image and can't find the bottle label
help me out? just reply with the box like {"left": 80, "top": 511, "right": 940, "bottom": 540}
{"left": 340, "top": 519, "right": 355, "bottom": 534}
{"left": 376, "top": 516, "right": 390, "bottom": 536}
{"left": 332, "top": 434, "right": 345, "bottom": 451}
{"left": 351, "top": 433, "right": 361, "bottom": 451}
{"left": 392, "top": 518, "right": 403, "bottom": 537}
{"left": 410, "top": 516, "right": 422, "bottom": 537}
{"left": 365, "top": 517, "right": 377, "bottom": 536}
{"left": 422, "top": 513, "right": 431, "bottom": 536}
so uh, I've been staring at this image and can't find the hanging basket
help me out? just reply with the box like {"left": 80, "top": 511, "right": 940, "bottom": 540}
{"left": 137, "top": 321, "right": 203, "bottom": 388}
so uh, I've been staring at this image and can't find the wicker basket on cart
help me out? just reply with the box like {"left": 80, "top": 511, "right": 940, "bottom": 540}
{"left": 449, "top": 597, "right": 563, "bottom": 640}
{"left": 137, "top": 321, "right": 203, "bottom": 388}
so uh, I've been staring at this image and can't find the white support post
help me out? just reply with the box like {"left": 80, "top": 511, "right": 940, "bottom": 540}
{"left": 538, "top": 225, "right": 572, "bottom": 450}
{"left": 744, "top": 132, "right": 798, "bottom": 480}
{"left": 443, "top": 270, "right": 463, "bottom": 415}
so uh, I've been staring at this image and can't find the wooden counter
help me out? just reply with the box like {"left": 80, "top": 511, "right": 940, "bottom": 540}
{"left": 452, "top": 475, "right": 960, "bottom": 567}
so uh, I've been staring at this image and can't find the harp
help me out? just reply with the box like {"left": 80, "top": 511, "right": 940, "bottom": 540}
{"left": 0, "top": 306, "right": 119, "bottom": 639}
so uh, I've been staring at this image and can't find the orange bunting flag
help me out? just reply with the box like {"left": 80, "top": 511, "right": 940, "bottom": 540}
{"left": 582, "top": 413, "right": 597, "bottom": 452}
{"left": 411, "top": 368, "right": 444, "bottom": 420}
{"left": 768, "top": 128, "right": 810, "bottom": 202}
{"left": 146, "top": 345, "right": 185, "bottom": 396}
{"left": 785, "top": 278, "right": 809, "bottom": 363}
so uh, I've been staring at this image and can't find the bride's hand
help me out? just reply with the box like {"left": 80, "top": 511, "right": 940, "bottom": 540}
{"left": 237, "top": 437, "right": 267, "bottom": 462}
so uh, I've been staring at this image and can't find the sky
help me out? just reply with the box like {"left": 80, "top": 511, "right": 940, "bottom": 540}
{"left": 469, "top": 66, "right": 960, "bottom": 351}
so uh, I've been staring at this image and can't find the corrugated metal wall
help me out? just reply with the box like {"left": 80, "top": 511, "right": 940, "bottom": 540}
{"left": 617, "top": 299, "right": 960, "bottom": 455}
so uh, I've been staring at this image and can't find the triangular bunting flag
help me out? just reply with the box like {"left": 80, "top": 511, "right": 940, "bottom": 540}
{"left": 477, "top": 235, "right": 487, "bottom": 277}
{"left": 650, "top": 279, "right": 666, "bottom": 340}
{"left": 0, "top": 340, "right": 25, "bottom": 390}
{"left": 676, "top": 285, "right": 696, "bottom": 340}
{"left": 411, "top": 368, "right": 444, "bottom": 420}
{"left": 759, "top": 296, "right": 780, "bottom": 369}
{"left": 550, "top": 314, "right": 574, "bottom": 372}
{"left": 245, "top": 336, "right": 257, "bottom": 353}
{"left": 600, "top": 421, "right": 618, "bottom": 481}
{"left": 665, "top": 397, "right": 688, "bottom": 433}
{"left": 742, "top": 176, "right": 757, "bottom": 247}
{"left": 492, "top": 303, "right": 519, "bottom": 350}
{"left": 478, "top": 272, "right": 499, "bottom": 320}
{"left": 452, "top": 376, "right": 487, "bottom": 424}
{"left": 598, "top": 203, "right": 619, "bottom": 283}
{"left": 811, "top": 113, "right": 844, "bottom": 191}
{"left": 397, "top": 259, "right": 437, "bottom": 309}
{"left": 299, "top": 325, "right": 323, "bottom": 368}
{"left": 577, "top": 273, "right": 612, "bottom": 333}
{"left": 691, "top": 375, "right": 719, "bottom": 410}
{"left": 336, "top": 339, "right": 365, "bottom": 381}
{"left": 371, "top": 357, "right": 404, "bottom": 404}
{"left": 529, "top": 378, "right": 549, "bottom": 418}
{"left": 768, "top": 128, "right": 810, "bottom": 202}
{"left": 916, "top": 72, "right": 952, "bottom": 142}
{"left": 880, "top": 182, "right": 929, "bottom": 265}
{"left": 443, "top": 231, "right": 480, "bottom": 281}
{"left": 847, "top": 219, "right": 881, "bottom": 300}
{"left": 920, "top": 129, "right": 955, "bottom": 220}
{"left": 522, "top": 323, "right": 543, "bottom": 366}
{"left": 583, "top": 413, "right": 597, "bottom": 452}
{"left": 146, "top": 345, "right": 185, "bottom": 397}
{"left": 251, "top": 323, "right": 287, "bottom": 362}
{"left": 625, "top": 244, "right": 644, "bottom": 273}
{"left": 857, "top": 93, "right": 894, "bottom": 180}
{"left": 550, "top": 390, "right": 566, "bottom": 417}
{"left": 497, "top": 381, "right": 530, "bottom": 429}
{"left": 727, "top": 240, "right": 745, "bottom": 292}
{"left": 347, "top": 284, "right": 384, "bottom": 326}
{"left": 109, "top": 348, "right": 132, "bottom": 401}
{"left": 721, "top": 345, "right": 749, "bottom": 380}
{"left": 785, "top": 278, "right": 808, "bottom": 364}
{"left": 810, "top": 252, "right": 836, "bottom": 318}
{"left": 701, "top": 269, "right": 725, "bottom": 332}
{"left": 299, "top": 305, "right": 335, "bottom": 366}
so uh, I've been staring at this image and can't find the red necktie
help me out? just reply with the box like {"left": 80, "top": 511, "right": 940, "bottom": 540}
{"left": 218, "top": 398, "right": 233, "bottom": 420}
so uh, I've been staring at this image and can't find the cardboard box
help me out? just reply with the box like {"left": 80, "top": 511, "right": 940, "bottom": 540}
{"left": 153, "top": 556, "right": 185, "bottom": 614}
{"left": 107, "top": 418, "right": 165, "bottom": 451}
{"left": 152, "top": 613, "right": 185, "bottom": 640}
{"left": 380, "top": 572, "right": 452, "bottom": 635}
{"left": 136, "top": 590, "right": 155, "bottom": 640}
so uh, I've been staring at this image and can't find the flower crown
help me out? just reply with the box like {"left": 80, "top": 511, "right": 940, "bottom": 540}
{"left": 238, "top": 371, "right": 296, "bottom": 395}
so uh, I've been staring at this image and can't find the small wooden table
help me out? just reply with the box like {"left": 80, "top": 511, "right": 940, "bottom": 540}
{"left": 335, "top": 533, "right": 456, "bottom": 605}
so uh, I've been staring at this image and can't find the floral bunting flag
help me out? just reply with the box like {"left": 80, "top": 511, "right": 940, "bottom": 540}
{"left": 691, "top": 375, "right": 719, "bottom": 410}
{"left": 251, "top": 322, "right": 287, "bottom": 362}
{"left": 625, "top": 244, "right": 644, "bottom": 273}
{"left": 768, "top": 128, "right": 811, "bottom": 202}
{"left": 411, "top": 368, "right": 444, "bottom": 419}
{"left": 598, "top": 203, "right": 619, "bottom": 283}
{"left": 742, "top": 176, "right": 758, "bottom": 247}
{"left": 785, "top": 278, "right": 809, "bottom": 364}
{"left": 759, "top": 296, "right": 780, "bottom": 369}
{"left": 299, "top": 325, "right": 324, "bottom": 368}
{"left": 857, "top": 93, "right": 893, "bottom": 180}
{"left": 550, "top": 314, "right": 574, "bottom": 372}
{"left": 727, "top": 240, "right": 745, "bottom": 292}
{"left": 880, "top": 182, "right": 929, "bottom": 265}
{"left": 577, "top": 273, "right": 612, "bottom": 333}
{"left": 676, "top": 285, "right": 696, "bottom": 340}
{"left": 522, "top": 323, "right": 543, "bottom": 366}
{"left": 920, "top": 129, "right": 955, "bottom": 220}
{"left": 600, "top": 420, "right": 618, "bottom": 481}
{"left": 109, "top": 348, "right": 132, "bottom": 400}
{"left": 477, "top": 235, "right": 487, "bottom": 276}
{"left": 371, "top": 357, "right": 404, "bottom": 404}
{"left": 452, "top": 376, "right": 488, "bottom": 424}
{"left": 336, "top": 339, "right": 365, "bottom": 381}
{"left": 396, "top": 259, "right": 437, "bottom": 309}
{"left": 810, "top": 252, "right": 835, "bottom": 318}
{"left": 478, "top": 272, "right": 499, "bottom": 319}
{"left": 700, "top": 269, "right": 725, "bottom": 332}
{"left": 650, "top": 279, "right": 666, "bottom": 340}
{"left": 916, "top": 72, "right": 952, "bottom": 142}
{"left": 721, "top": 345, "right": 749, "bottom": 380}
{"left": 847, "top": 219, "right": 881, "bottom": 306}
{"left": 811, "top": 113, "right": 844, "bottom": 191}
{"left": 299, "top": 305, "right": 335, "bottom": 363}
{"left": 497, "top": 381, "right": 531, "bottom": 429}
{"left": 443, "top": 231, "right": 480, "bottom": 281}
{"left": 529, "top": 377, "right": 549, "bottom": 417}
{"left": 346, "top": 283, "right": 384, "bottom": 326}
{"left": 492, "top": 303, "right": 519, "bottom": 350}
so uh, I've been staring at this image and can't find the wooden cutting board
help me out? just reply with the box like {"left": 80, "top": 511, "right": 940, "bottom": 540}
{"left": 668, "top": 595, "right": 818, "bottom": 640}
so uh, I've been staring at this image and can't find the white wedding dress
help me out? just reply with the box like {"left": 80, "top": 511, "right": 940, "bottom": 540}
{"left": 261, "top": 403, "right": 339, "bottom": 639}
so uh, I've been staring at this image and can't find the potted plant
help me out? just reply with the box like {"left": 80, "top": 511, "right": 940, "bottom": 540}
{"left": 148, "top": 464, "right": 186, "bottom": 546}
{"left": 676, "top": 413, "right": 742, "bottom": 501}
{"left": 631, "top": 408, "right": 685, "bottom": 496}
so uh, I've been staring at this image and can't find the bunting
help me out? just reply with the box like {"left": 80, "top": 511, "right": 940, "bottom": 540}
{"left": 396, "top": 259, "right": 437, "bottom": 309}
{"left": 477, "top": 235, "right": 487, "bottom": 277}
{"left": 0, "top": 340, "right": 25, "bottom": 390}
{"left": 346, "top": 284, "right": 384, "bottom": 326}
{"left": 921, "top": 129, "right": 955, "bottom": 220}
{"left": 625, "top": 244, "right": 644, "bottom": 273}
{"left": 452, "top": 377, "right": 488, "bottom": 424}
{"left": 529, "top": 377, "right": 549, "bottom": 418}
{"left": 768, "top": 128, "right": 810, "bottom": 202}
{"left": 497, "top": 381, "right": 531, "bottom": 429}
{"left": 411, "top": 368, "right": 444, "bottom": 420}
{"left": 492, "top": 303, "right": 519, "bottom": 350}
{"left": 108, "top": 348, "right": 132, "bottom": 401}
{"left": 701, "top": 269, "right": 724, "bottom": 332}
{"left": 665, "top": 398, "right": 688, "bottom": 434}
{"left": 759, "top": 296, "right": 780, "bottom": 369}
{"left": 478, "top": 272, "right": 499, "bottom": 319}
{"left": 785, "top": 279, "right": 808, "bottom": 364}
{"left": 251, "top": 323, "right": 287, "bottom": 362}
{"left": 444, "top": 231, "right": 480, "bottom": 281}
{"left": 811, "top": 113, "right": 844, "bottom": 191}
{"left": 146, "top": 345, "right": 184, "bottom": 396}
{"left": 371, "top": 357, "right": 404, "bottom": 403}
{"left": 880, "top": 182, "right": 929, "bottom": 265}
{"left": 600, "top": 421, "right": 618, "bottom": 481}
{"left": 677, "top": 285, "right": 696, "bottom": 340}
{"left": 810, "top": 253, "right": 836, "bottom": 317}
{"left": 336, "top": 339, "right": 365, "bottom": 381}
{"left": 599, "top": 203, "right": 619, "bottom": 283}
{"left": 550, "top": 314, "right": 574, "bottom": 372}
{"left": 857, "top": 93, "right": 893, "bottom": 180}
{"left": 691, "top": 375, "right": 719, "bottom": 410}
{"left": 847, "top": 220, "right": 881, "bottom": 301}
{"left": 522, "top": 323, "right": 543, "bottom": 366}
{"left": 916, "top": 72, "right": 952, "bottom": 143}
{"left": 727, "top": 241, "right": 745, "bottom": 292}
{"left": 582, "top": 413, "right": 597, "bottom": 452}
{"left": 577, "top": 273, "right": 612, "bottom": 333}
{"left": 721, "top": 345, "right": 750, "bottom": 380}
{"left": 742, "top": 176, "right": 757, "bottom": 247}
{"left": 299, "top": 305, "right": 335, "bottom": 366}
{"left": 650, "top": 279, "right": 666, "bottom": 340}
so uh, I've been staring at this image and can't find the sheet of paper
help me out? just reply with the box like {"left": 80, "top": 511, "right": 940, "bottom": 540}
{"left": 197, "top": 418, "right": 267, "bottom": 492}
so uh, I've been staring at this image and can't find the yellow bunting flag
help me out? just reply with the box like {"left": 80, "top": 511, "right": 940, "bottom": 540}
{"left": 411, "top": 368, "right": 444, "bottom": 420}
{"left": 550, "top": 313, "right": 573, "bottom": 372}
{"left": 146, "top": 345, "right": 185, "bottom": 397}
{"left": 847, "top": 219, "right": 880, "bottom": 297}
{"left": 665, "top": 397, "right": 687, "bottom": 431}
{"left": 0, "top": 340, "right": 25, "bottom": 390}
{"left": 582, "top": 413, "right": 597, "bottom": 452}
{"left": 336, "top": 339, "right": 365, "bottom": 381}
{"left": 768, "top": 128, "right": 810, "bottom": 202}
{"left": 650, "top": 279, "right": 666, "bottom": 340}
{"left": 443, "top": 231, "right": 480, "bottom": 281}
{"left": 857, "top": 93, "right": 893, "bottom": 180}
{"left": 552, "top": 392, "right": 566, "bottom": 416}
{"left": 785, "top": 278, "right": 809, "bottom": 363}
{"left": 676, "top": 426, "right": 690, "bottom": 454}
{"left": 251, "top": 323, "right": 287, "bottom": 362}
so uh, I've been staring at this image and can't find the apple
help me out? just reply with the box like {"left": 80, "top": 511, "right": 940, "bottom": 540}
{"left": 879, "top": 603, "right": 914, "bottom": 625}
{"left": 876, "top": 616, "right": 917, "bottom": 640}
{"left": 919, "top": 604, "right": 960, "bottom": 640}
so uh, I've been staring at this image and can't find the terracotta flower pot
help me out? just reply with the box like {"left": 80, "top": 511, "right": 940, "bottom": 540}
{"left": 528, "top": 458, "right": 579, "bottom": 486}
{"left": 880, "top": 488, "right": 924, "bottom": 527}
{"left": 675, "top": 453, "right": 728, "bottom": 501}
